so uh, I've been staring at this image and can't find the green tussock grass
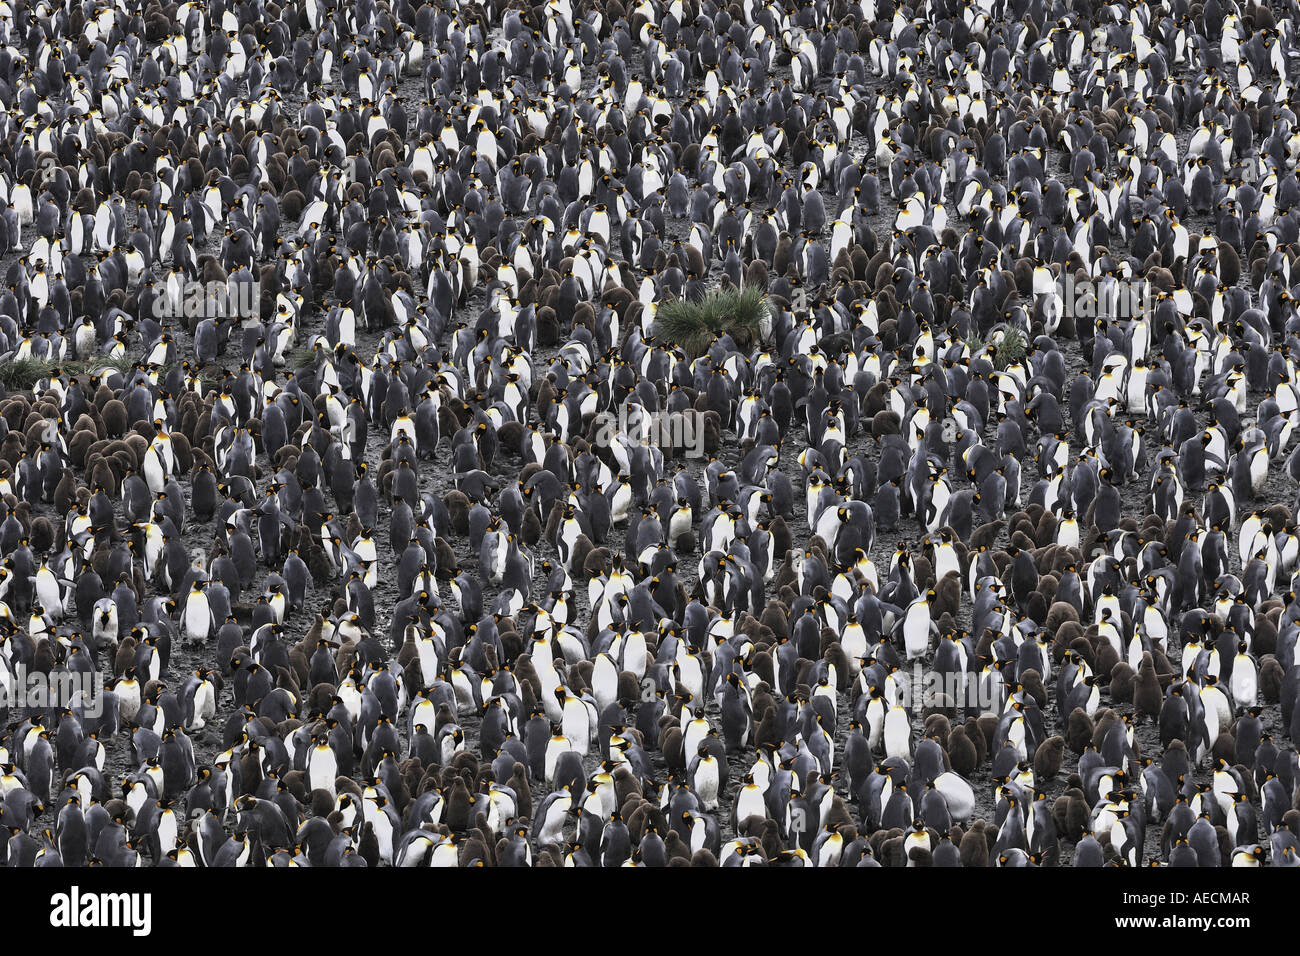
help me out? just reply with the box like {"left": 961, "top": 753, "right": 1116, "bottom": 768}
{"left": 962, "top": 326, "right": 1026, "bottom": 370}
{"left": 992, "top": 326, "right": 1028, "bottom": 370}
{"left": 651, "top": 286, "right": 770, "bottom": 358}
{"left": 0, "top": 355, "right": 136, "bottom": 392}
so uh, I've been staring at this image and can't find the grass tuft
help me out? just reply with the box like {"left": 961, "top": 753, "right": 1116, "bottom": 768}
{"left": 993, "top": 326, "right": 1028, "bottom": 370}
{"left": 0, "top": 356, "right": 136, "bottom": 391}
{"left": 650, "top": 286, "right": 770, "bottom": 358}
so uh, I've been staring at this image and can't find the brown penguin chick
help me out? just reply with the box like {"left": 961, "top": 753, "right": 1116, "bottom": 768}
{"left": 932, "top": 570, "right": 962, "bottom": 619}
{"left": 871, "top": 409, "right": 900, "bottom": 438}
{"left": 1050, "top": 790, "right": 1072, "bottom": 836}
{"left": 521, "top": 302, "right": 554, "bottom": 346}
{"left": 911, "top": 555, "right": 934, "bottom": 591}
{"left": 570, "top": 660, "right": 594, "bottom": 693}
{"left": 582, "top": 547, "right": 611, "bottom": 579}
{"left": 113, "top": 637, "right": 138, "bottom": 678}
{"left": 765, "top": 515, "right": 793, "bottom": 559}
{"left": 511, "top": 654, "right": 543, "bottom": 701}
{"left": 772, "top": 554, "right": 797, "bottom": 594}
{"left": 67, "top": 428, "right": 98, "bottom": 468}
{"left": 822, "top": 795, "right": 856, "bottom": 833}
{"left": 308, "top": 787, "right": 335, "bottom": 819}
{"left": 443, "top": 490, "right": 471, "bottom": 535}
{"left": 907, "top": 844, "right": 934, "bottom": 867}
{"left": 306, "top": 545, "right": 336, "bottom": 586}
{"left": 341, "top": 513, "right": 363, "bottom": 547}
{"left": 1134, "top": 652, "right": 1163, "bottom": 717}
{"left": 866, "top": 827, "right": 894, "bottom": 862}
{"left": 1033, "top": 735, "right": 1066, "bottom": 781}
{"left": 946, "top": 724, "right": 978, "bottom": 775}
{"left": 959, "top": 821, "right": 989, "bottom": 868}
{"left": 533, "top": 845, "right": 561, "bottom": 868}
{"left": 1210, "top": 734, "right": 1237, "bottom": 768}
{"left": 430, "top": 538, "right": 457, "bottom": 579}
{"left": 571, "top": 300, "right": 597, "bottom": 336}
{"left": 168, "top": 431, "right": 193, "bottom": 474}
{"left": 1281, "top": 808, "right": 1300, "bottom": 837}
{"left": 1046, "top": 612, "right": 1081, "bottom": 654}
{"left": 691, "top": 848, "right": 719, "bottom": 867}
{"left": 969, "top": 521, "right": 1004, "bottom": 552}
{"left": 279, "top": 187, "right": 306, "bottom": 220}
{"left": 1092, "top": 635, "right": 1120, "bottom": 677}
{"left": 748, "top": 684, "right": 778, "bottom": 726}
{"left": 1066, "top": 633, "right": 1094, "bottom": 669}
{"left": 962, "top": 716, "right": 988, "bottom": 766}
{"left": 1023, "top": 591, "right": 1048, "bottom": 626}
{"left": 52, "top": 469, "right": 78, "bottom": 514}
{"left": 1264, "top": 505, "right": 1292, "bottom": 533}
{"left": 85, "top": 456, "right": 115, "bottom": 497}
{"left": 1109, "top": 661, "right": 1135, "bottom": 703}
{"left": 1065, "top": 707, "right": 1095, "bottom": 755}
{"left": 823, "top": 643, "right": 852, "bottom": 691}
{"left": 30, "top": 638, "right": 56, "bottom": 676}
{"left": 623, "top": 799, "right": 652, "bottom": 842}
{"left": 1033, "top": 509, "right": 1058, "bottom": 548}
{"left": 100, "top": 399, "right": 128, "bottom": 437}
{"left": 659, "top": 726, "right": 685, "bottom": 771}
{"left": 1090, "top": 709, "right": 1120, "bottom": 751}
{"left": 28, "top": 515, "right": 53, "bottom": 554}
{"left": 743, "top": 257, "right": 769, "bottom": 290}
{"left": 1251, "top": 615, "right": 1278, "bottom": 658}
{"left": 616, "top": 671, "right": 641, "bottom": 707}
{"left": 862, "top": 380, "right": 890, "bottom": 416}
{"left": 1018, "top": 669, "right": 1048, "bottom": 709}
{"left": 1062, "top": 788, "right": 1092, "bottom": 841}
{"left": 505, "top": 764, "right": 531, "bottom": 821}
{"left": 880, "top": 834, "right": 908, "bottom": 867}
{"left": 758, "top": 818, "right": 786, "bottom": 860}
{"left": 754, "top": 703, "right": 784, "bottom": 751}
{"left": 442, "top": 775, "right": 473, "bottom": 831}
{"left": 663, "top": 829, "right": 693, "bottom": 864}
{"left": 289, "top": 632, "right": 322, "bottom": 683}
{"left": 568, "top": 535, "right": 594, "bottom": 578}
{"left": 238, "top": 741, "right": 265, "bottom": 791}
{"left": 760, "top": 602, "right": 790, "bottom": 641}
{"left": 306, "top": 682, "right": 335, "bottom": 714}
{"left": 697, "top": 409, "right": 722, "bottom": 456}
{"left": 459, "top": 831, "right": 492, "bottom": 868}
{"left": 496, "top": 420, "right": 524, "bottom": 455}
{"left": 1260, "top": 655, "right": 1285, "bottom": 701}
{"left": 519, "top": 508, "right": 543, "bottom": 546}
{"left": 0, "top": 433, "right": 26, "bottom": 470}
{"left": 498, "top": 629, "right": 522, "bottom": 664}
{"left": 1009, "top": 529, "right": 1036, "bottom": 553}
{"left": 923, "top": 713, "right": 952, "bottom": 749}
{"left": 1050, "top": 790, "right": 1081, "bottom": 842}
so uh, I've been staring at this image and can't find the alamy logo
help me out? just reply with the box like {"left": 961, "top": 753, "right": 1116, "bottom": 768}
{"left": 899, "top": 663, "right": 1002, "bottom": 714}
{"left": 49, "top": 888, "right": 152, "bottom": 936}
{"left": 152, "top": 280, "right": 261, "bottom": 321}
{"left": 593, "top": 404, "right": 706, "bottom": 459}
{"left": 1055, "top": 275, "right": 1153, "bottom": 320}
{"left": 0, "top": 664, "right": 104, "bottom": 718}
{"left": 37, "top": 155, "right": 60, "bottom": 184}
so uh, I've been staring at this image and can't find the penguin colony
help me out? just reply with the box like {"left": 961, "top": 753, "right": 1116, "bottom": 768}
{"left": 1, "top": 0, "right": 1300, "bottom": 871}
